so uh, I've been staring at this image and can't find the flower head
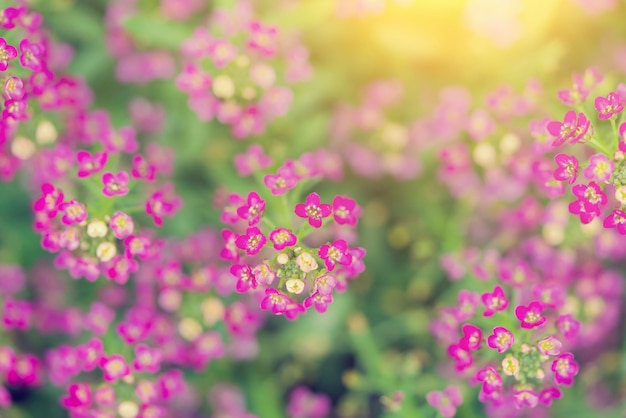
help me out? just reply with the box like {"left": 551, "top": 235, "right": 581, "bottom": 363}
{"left": 515, "top": 301, "right": 546, "bottom": 329}
{"left": 295, "top": 192, "right": 332, "bottom": 228}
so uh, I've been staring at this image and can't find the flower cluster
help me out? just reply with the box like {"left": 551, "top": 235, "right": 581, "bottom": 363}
{"left": 220, "top": 148, "right": 365, "bottom": 319}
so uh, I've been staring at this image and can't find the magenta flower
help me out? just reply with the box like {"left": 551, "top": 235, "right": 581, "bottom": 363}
{"left": 59, "top": 200, "right": 87, "bottom": 225}
{"left": 0, "top": 7, "right": 20, "bottom": 30}
{"left": 99, "top": 354, "right": 130, "bottom": 382}
{"left": 130, "top": 154, "right": 156, "bottom": 181}
{"left": 76, "top": 150, "right": 107, "bottom": 178}
{"left": 304, "top": 292, "right": 333, "bottom": 314}
{"left": 110, "top": 211, "right": 134, "bottom": 239}
{"left": 332, "top": 195, "right": 361, "bottom": 226}
{"left": 33, "top": 183, "right": 64, "bottom": 218}
{"left": 175, "top": 63, "right": 212, "bottom": 95}
{"left": 583, "top": 154, "right": 613, "bottom": 183}
{"left": 515, "top": 301, "right": 546, "bottom": 329}
{"left": 235, "top": 227, "right": 267, "bottom": 255}
{"left": 481, "top": 285, "right": 508, "bottom": 317}
{"left": 269, "top": 227, "right": 297, "bottom": 250}
{"left": 556, "top": 314, "right": 580, "bottom": 340}
{"left": 264, "top": 166, "right": 298, "bottom": 195}
{"left": 60, "top": 383, "right": 92, "bottom": 408}
{"left": 538, "top": 387, "right": 562, "bottom": 407}
{"left": 486, "top": 326, "right": 514, "bottom": 353}
{"left": 425, "top": 386, "right": 462, "bottom": 418}
{"left": 553, "top": 153, "right": 578, "bottom": 184}
{"left": 261, "top": 288, "right": 289, "bottom": 314}
{"left": 447, "top": 343, "right": 473, "bottom": 371}
{"left": 603, "top": 209, "right": 626, "bottom": 234}
{"left": 568, "top": 181, "right": 607, "bottom": 224}
{"left": 0, "top": 38, "right": 18, "bottom": 71}
{"left": 208, "top": 39, "right": 237, "bottom": 67}
{"left": 318, "top": 240, "right": 352, "bottom": 271}
{"left": 295, "top": 192, "right": 332, "bottom": 228}
{"left": 287, "top": 386, "right": 331, "bottom": 418}
{"left": 230, "top": 264, "right": 257, "bottom": 293}
{"left": 314, "top": 274, "right": 338, "bottom": 296}
{"left": 145, "top": 189, "right": 177, "bottom": 227}
{"left": 476, "top": 366, "right": 502, "bottom": 394}
{"left": 4, "top": 76, "right": 25, "bottom": 100}
{"left": 101, "top": 171, "right": 129, "bottom": 197}
{"left": 551, "top": 353, "right": 579, "bottom": 386}
{"left": 547, "top": 110, "right": 590, "bottom": 146}
{"left": 594, "top": 92, "right": 624, "bottom": 120}
{"left": 220, "top": 229, "right": 239, "bottom": 263}
{"left": 247, "top": 21, "right": 278, "bottom": 57}
{"left": 19, "top": 39, "right": 44, "bottom": 71}
{"left": 236, "top": 191, "right": 266, "bottom": 226}
{"left": 513, "top": 389, "right": 539, "bottom": 409}
{"left": 459, "top": 324, "right": 482, "bottom": 351}
{"left": 133, "top": 344, "right": 162, "bottom": 374}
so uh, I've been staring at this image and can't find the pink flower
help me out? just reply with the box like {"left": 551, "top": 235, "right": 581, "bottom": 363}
{"left": 236, "top": 191, "right": 265, "bottom": 226}
{"left": 61, "top": 383, "right": 92, "bottom": 408}
{"left": 537, "top": 336, "right": 562, "bottom": 356}
{"left": 269, "top": 227, "right": 297, "bottom": 250}
{"left": 314, "top": 274, "right": 337, "bottom": 296}
{"left": 59, "top": 200, "right": 87, "bottom": 225}
{"left": 553, "top": 153, "right": 578, "bottom": 184}
{"left": 487, "top": 326, "right": 514, "bottom": 353}
{"left": 133, "top": 345, "right": 162, "bottom": 373}
{"left": 220, "top": 229, "right": 239, "bottom": 262}
{"left": 304, "top": 291, "right": 333, "bottom": 313}
{"left": 476, "top": 366, "right": 502, "bottom": 394}
{"left": 538, "top": 387, "right": 562, "bottom": 407}
{"left": 247, "top": 21, "right": 278, "bottom": 57}
{"left": 102, "top": 171, "right": 129, "bottom": 197}
{"left": 318, "top": 240, "right": 351, "bottom": 271}
{"left": 235, "top": 227, "right": 266, "bottom": 255}
{"left": 264, "top": 166, "right": 298, "bottom": 195}
{"left": 332, "top": 195, "right": 361, "bottom": 226}
{"left": 19, "top": 38, "right": 44, "bottom": 71}
{"left": 551, "top": 353, "right": 579, "bottom": 386}
{"left": 261, "top": 288, "right": 289, "bottom": 314}
{"left": 426, "top": 386, "right": 462, "bottom": 418}
{"left": 234, "top": 144, "right": 273, "bottom": 177}
{"left": 295, "top": 192, "right": 332, "bottom": 228}
{"left": 459, "top": 324, "right": 482, "bottom": 351}
{"left": 100, "top": 354, "right": 130, "bottom": 382}
{"left": 230, "top": 264, "right": 257, "bottom": 293}
{"left": 594, "top": 92, "right": 624, "bottom": 120}
{"left": 131, "top": 154, "right": 156, "bottom": 181}
{"left": 513, "top": 389, "right": 539, "bottom": 409}
{"left": 76, "top": 150, "right": 107, "bottom": 178}
{"left": 110, "top": 211, "right": 134, "bottom": 239}
{"left": 547, "top": 110, "right": 590, "bottom": 146}
{"left": 4, "top": 76, "right": 25, "bottom": 100}
{"left": 481, "top": 285, "right": 508, "bottom": 317}
{"left": 0, "top": 38, "right": 18, "bottom": 71}
{"left": 175, "top": 63, "right": 211, "bottom": 95}
{"left": 447, "top": 343, "right": 473, "bottom": 371}
{"left": 287, "top": 386, "right": 331, "bottom": 418}
{"left": 515, "top": 301, "right": 546, "bottom": 329}
{"left": 145, "top": 189, "right": 176, "bottom": 227}
{"left": 568, "top": 181, "right": 607, "bottom": 224}
{"left": 556, "top": 314, "right": 580, "bottom": 339}
{"left": 208, "top": 39, "right": 237, "bottom": 67}
{"left": 583, "top": 154, "right": 613, "bottom": 183}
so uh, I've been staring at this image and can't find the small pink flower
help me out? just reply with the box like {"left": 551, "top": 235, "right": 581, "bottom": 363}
{"left": 236, "top": 191, "right": 265, "bottom": 226}
{"left": 234, "top": 144, "right": 273, "bottom": 177}
{"left": 481, "top": 285, "right": 508, "bottom": 317}
{"left": 304, "top": 291, "right": 333, "bottom": 313}
{"left": 594, "top": 92, "right": 624, "bottom": 120}
{"left": 4, "top": 76, "right": 25, "bottom": 100}
{"left": 220, "top": 229, "right": 239, "bottom": 262}
{"left": 314, "top": 274, "right": 337, "bottom": 295}
{"left": 537, "top": 336, "right": 562, "bottom": 356}
{"left": 261, "top": 288, "right": 289, "bottom": 314}
{"left": 59, "top": 200, "right": 87, "bottom": 225}
{"left": 426, "top": 386, "right": 462, "bottom": 418}
{"left": 131, "top": 154, "right": 156, "bottom": 181}
{"left": 515, "top": 301, "right": 546, "bottom": 329}
{"left": 61, "top": 383, "right": 92, "bottom": 408}
{"left": 547, "top": 110, "right": 590, "bottom": 146}
{"left": 175, "top": 63, "right": 212, "bottom": 95}
{"left": 0, "top": 38, "right": 18, "bottom": 71}
{"left": 569, "top": 181, "right": 607, "bottom": 224}
{"left": 551, "top": 353, "right": 579, "bottom": 386}
{"left": 513, "top": 388, "right": 539, "bottom": 409}
{"left": 487, "top": 326, "right": 514, "bottom": 353}
{"left": 295, "top": 192, "right": 332, "bottom": 228}
{"left": 208, "top": 39, "right": 237, "bottom": 67}
{"left": 19, "top": 38, "right": 44, "bottom": 71}
{"left": 332, "top": 195, "right": 361, "bottom": 226}
{"left": 318, "top": 240, "right": 351, "bottom": 271}
{"left": 145, "top": 187, "right": 179, "bottom": 227}
{"left": 553, "top": 153, "right": 578, "bottom": 184}
{"left": 583, "top": 154, "right": 614, "bottom": 183}
{"left": 459, "top": 324, "right": 482, "bottom": 351}
{"left": 287, "top": 386, "right": 331, "bottom": 418}
{"left": 556, "top": 314, "right": 580, "bottom": 339}
{"left": 538, "top": 387, "right": 562, "bottom": 407}
{"left": 247, "top": 21, "right": 278, "bottom": 57}
{"left": 264, "top": 166, "right": 298, "bottom": 196}
{"left": 447, "top": 343, "right": 473, "bottom": 371}
{"left": 110, "top": 211, "right": 134, "bottom": 239}
{"left": 230, "top": 264, "right": 257, "bottom": 293}
{"left": 269, "top": 227, "right": 297, "bottom": 250}
{"left": 76, "top": 151, "right": 107, "bottom": 178}
{"left": 102, "top": 171, "right": 129, "bottom": 197}
{"left": 133, "top": 344, "right": 162, "bottom": 373}
{"left": 476, "top": 366, "right": 502, "bottom": 394}
{"left": 100, "top": 354, "right": 130, "bottom": 382}
{"left": 235, "top": 227, "right": 266, "bottom": 255}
